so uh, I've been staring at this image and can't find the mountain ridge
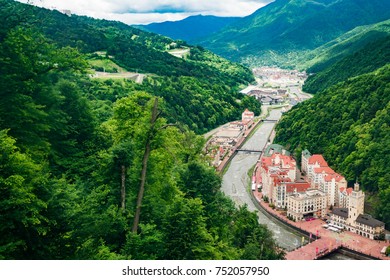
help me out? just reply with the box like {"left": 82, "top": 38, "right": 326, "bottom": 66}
{"left": 137, "top": 14, "right": 240, "bottom": 43}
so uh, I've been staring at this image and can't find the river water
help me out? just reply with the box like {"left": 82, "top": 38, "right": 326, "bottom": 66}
{"left": 221, "top": 109, "right": 304, "bottom": 251}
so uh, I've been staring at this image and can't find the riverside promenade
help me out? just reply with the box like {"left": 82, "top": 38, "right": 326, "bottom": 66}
{"left": 215, "top": 106, "right": 275, "bottom": 173}
{"left": 252, "top": 188, "right": 390, "bottom": 260}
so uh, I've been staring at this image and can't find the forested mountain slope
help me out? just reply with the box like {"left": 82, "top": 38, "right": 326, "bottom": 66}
{"left": 1, "top": 0, "right": 259, "bottom": 135}
{"left": 299, "top": 19, "right": 390, "bottom": 73}
{"left": 303, "top": 35, "right": 390, "bottom": 93}
{"left": 275, "top": 65, "right": 390, "bottom": 228}
{"left": 198, "top": 0, "right": 390, "bottom": 67}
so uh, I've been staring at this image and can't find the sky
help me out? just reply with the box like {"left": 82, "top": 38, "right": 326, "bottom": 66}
{"left": 17, "top": 0, "right": 274, "bottom": 25}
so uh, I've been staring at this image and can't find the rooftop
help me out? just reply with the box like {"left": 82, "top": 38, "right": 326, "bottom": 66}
{"left": 356, "top": 214, "right": 385, "bottom": 228}
{"left": 285, "top": 182, "right": 311, "bottom": 193}
{"left": 264, "top": 144, "right": 290, "bottom": 157}
{"left": 332, "top": 208, "right": 349, "bottom": 218}
{"left": 314, "top": 166, "right": 335, "bottom": 174}
{"left": 214, "top": 127, "right": 243, "bottom": 139}
{"left": 302, "top": 149, "right": 311, "bottom": 159}
{"left": 289, "top": 189, "right": 326, "bottom": 200}
{"left": 308, "top": 154, "right": 328, "bottom": 167}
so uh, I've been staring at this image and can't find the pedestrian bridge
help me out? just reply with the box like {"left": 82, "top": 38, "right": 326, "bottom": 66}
{"left": 262, "top": 119, "right": 278, "bottom": 122}
{"left": 236, "top": 149, "right": 262, "bottom": 153}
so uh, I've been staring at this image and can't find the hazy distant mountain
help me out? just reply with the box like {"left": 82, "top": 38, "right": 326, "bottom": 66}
{"left": 198, "top": 0, "right": 390, "bottom": 67}
{"left": 138, "top": 15, "right": 240, "bottom": 43}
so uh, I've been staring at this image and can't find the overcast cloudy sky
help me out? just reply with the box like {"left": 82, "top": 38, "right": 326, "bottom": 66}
{"left": 17, "top": 0, "right": 274, "bottom": 25}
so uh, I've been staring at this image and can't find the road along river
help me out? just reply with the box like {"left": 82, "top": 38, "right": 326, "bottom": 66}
{"left": 221, "top": 109, "right": 304, "bottom": 251}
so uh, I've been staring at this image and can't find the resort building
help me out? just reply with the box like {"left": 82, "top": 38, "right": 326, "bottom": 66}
{"left": 338, "top": 187, "right": 353, "bottom": 208}
{"left": 260, "top": 150, "right": 298, "bottom": 204}
{"left": 274, "top": 181, "right": 311, "bottom": 209}
{"left": 355, "top": 214, "right": 386, "bottom": 240}
{"left": 302, "top": 150, "right": 347, "bottom": 207}
{"left": 259, "top": 147, "right": 386, "bottom": 240}
{"left": 330, "top": 183, "right": 385, "bottom": 239}
{"left": 301, "top": 149, "right": 311, "bottom": 174}
{"left": 241, "top": 109, "right": 254, "bottom": 130}
{"left": 320, "top": 173, "right": 347, "bottom": 207}
{"left": 287, "top": 189, "right": 327, "bottom": 221}
{"left": 306, "top": 154, "right": 328, "bottom": 186}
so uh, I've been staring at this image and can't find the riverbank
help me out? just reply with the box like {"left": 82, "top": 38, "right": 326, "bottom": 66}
{"left": 221, "top": 108, "right": 306, "bottom": 251}
{"left": 216, "top": 105, "right": 286, "bottom": 174}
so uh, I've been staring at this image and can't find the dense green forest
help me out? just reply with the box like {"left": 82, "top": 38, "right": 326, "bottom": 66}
{"left": 275, "top": 65, "right": 390, "bottom": 228}
{"left": 303, "top": 35, "right": 390, "bottom": 93}
{"left": 0, "top": 1, "right": 284, "bottom": 260}
{"left": 298, "top": 19, "right": 390, "bottom": 72}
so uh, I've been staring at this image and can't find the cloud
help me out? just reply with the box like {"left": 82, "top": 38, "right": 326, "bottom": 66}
{"left": 17, "top": 0, "right": 274, "bottom": 24}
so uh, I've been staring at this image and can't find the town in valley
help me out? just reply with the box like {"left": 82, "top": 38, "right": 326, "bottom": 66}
{"left": 205, "top": 67, "right": 389, "bottom": 260}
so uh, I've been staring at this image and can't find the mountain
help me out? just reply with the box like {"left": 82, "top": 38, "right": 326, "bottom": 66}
{"left": 198, "top": 0, "right": 390, "bottom": 67}
{"left": 299, "top": 19, "right": 390, "bottom": 72}
{"left": 303, "top": 34, "right": 390, "bottom": 93}
{"left": 138, "top": 15, "right": 240, "bottom": 43}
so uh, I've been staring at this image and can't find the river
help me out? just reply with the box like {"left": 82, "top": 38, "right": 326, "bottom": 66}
{"left": 221, "top": 109, "right": 304, "bottom": 251}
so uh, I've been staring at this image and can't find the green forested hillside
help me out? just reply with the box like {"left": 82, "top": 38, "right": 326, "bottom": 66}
{"left": 298, "top": 19, "right": 390, "bottom": 72}
{"left": 303, "top": 35, "right": 390, "bottom": 93}
{"left": 0, "top": 1, "right": 284, "bottom": 260}
{"left": 198, "top": 0, "right": 390, "bottom": 67}
{"left": 275, "top": 65, "right": 390, "bottom": 228}
{"left": 1, "top": 0, "right": 258, "bottom": 135}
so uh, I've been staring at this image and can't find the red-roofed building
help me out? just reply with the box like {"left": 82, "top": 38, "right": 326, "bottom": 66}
{"left": 260, "top": 152, "right": 298, "bottom": 207}
{"left": 241, "top": 109, "right": 254, "bottom": 129}
{"left": 274, "top": 181, "right": 311, "bottom": 209}
{"left": 302, "top": 150, "right": 348, "bottom": 208}
{"left": 308, "top": 154, "right": 328, "bottom": 166}
{"left": 312, "top": 166, "right": 335, "bottom": 188}
{"left": 338, "top": 187, "right": 354, "bottom": 208}
{"left": 307, "top": 154, "right": 328, "bottom": 183}
{"left": 321, "top": 173, "right": 347, "bottom": 207}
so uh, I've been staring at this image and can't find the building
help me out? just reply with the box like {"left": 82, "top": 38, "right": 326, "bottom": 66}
{"left": 260, "top": 152, "right": 297, "bottom": 203}
{"left": 347, "top": 182, "right": 365, "bottom": 226}
{"left": 287, "top": 189, "right": 327, "bottom": 221}
{"left": 355, "top": 214, "right": 385, "bottom": 239}
{"left": 331, "top": 208, "right": 348, "bottom": 228}
{"left": 330, "top": 182, "right": 385, "bottom": 239}
{"left": 301, "top": 149, "right": 311, "bottom": 174}
{"left": 274, "top": 181, "right": 311, "bottom": 209}
{"left": 306, "top": 154, "right": 328, "bottom": 184}
{"left": 302, "top": 150, "right": 347, "bottom": 207}
{"left": 205, "top": 109, "right": 256, "bottom": 168}
{"left": 338, "top": 187, "right": 353, "bottom": 208}
{"left": 320, "top": 172, "right": 347, "bottom": 207}
{"left": 241, "top": 109, "right": 254, "bottom": 129}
